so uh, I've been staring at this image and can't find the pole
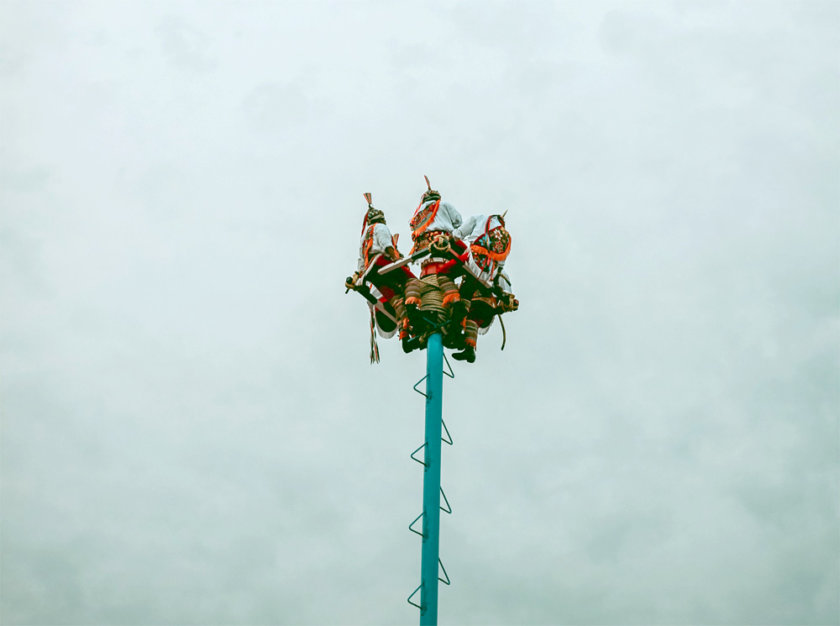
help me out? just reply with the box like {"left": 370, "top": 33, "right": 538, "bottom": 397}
{"left": 420, "top": 332, "right": 443, "bottom": 625}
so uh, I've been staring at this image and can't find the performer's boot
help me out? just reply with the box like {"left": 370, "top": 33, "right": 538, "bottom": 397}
{"left": 443, "top": 314, "right": 466, "bottom": 350}
{"left": 452, "top": 320, "right": 477, "bottom": 363}
{"left": 452, "top": 343, "right": 475, "bottom": 363}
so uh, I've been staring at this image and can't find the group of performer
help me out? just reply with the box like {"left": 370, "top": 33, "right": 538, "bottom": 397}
{"left": 345, "top": 176, "right": 519, "bottom": 364}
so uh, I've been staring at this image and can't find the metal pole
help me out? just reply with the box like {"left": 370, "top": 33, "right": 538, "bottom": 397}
{"left": 420, "top": 332, "right": 443, "bottom": 625}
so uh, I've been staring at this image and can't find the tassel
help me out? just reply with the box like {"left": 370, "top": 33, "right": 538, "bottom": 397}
{"left": 369, "top": 306, "right": 380, "bottom": 364}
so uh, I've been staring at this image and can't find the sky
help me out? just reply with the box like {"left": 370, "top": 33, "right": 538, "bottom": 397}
{"left": 1, "top": 1, "right": 838, "bottom": 625}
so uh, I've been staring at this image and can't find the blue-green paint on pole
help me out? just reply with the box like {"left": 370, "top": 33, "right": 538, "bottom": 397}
{"left": 420, "top": 332, "right": 444, "bottom": 625}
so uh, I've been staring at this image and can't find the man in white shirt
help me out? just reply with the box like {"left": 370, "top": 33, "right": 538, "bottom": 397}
{"left": 451, "top": 212, "right": 518, "bottom": 362}
{"left": 404, "top": 177, "right": 469, "bottom": 329}
{"left": 346, "top": 194, "right": 416, "bottom": 359}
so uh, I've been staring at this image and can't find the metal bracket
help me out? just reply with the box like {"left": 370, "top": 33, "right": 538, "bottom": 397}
{"left": 440, "top": 487, "right": 452, "bottom": 514}
{"left": 407, "top": 583, "right": 423, "bottom": 610}
{"left": 439, "top": 558, "right": 451, "bottom": 585}
{"left": 443, "top": 354, "right": 454, "bottom": 379}
{"left": 410, "top": 442, "right": 429, "bottom": 467}
{"left": 413, "top": 376, "right": 429, "bottom": 399}
{"left": 409, "top": 512, "right": 425, "bottom": 538}
{"left": 441, "top": 419, "right": 453, "bottom": 445}
{"left": 407, "top": 563, "right": 450, "bottom": 611}
{"left": 413, "top": 357, "right": 453, "bottom": 401}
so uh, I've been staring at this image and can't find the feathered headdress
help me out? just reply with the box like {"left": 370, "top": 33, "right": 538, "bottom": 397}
{"left": 421, "top": 175, "right": 441, "bottom": 203}
{"left": 361, "top": 192, "right": 385, "bottom": 235}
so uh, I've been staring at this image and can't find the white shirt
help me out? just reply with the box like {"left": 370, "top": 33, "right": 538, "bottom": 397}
{"left": 414, "top": 199, "right": 463, "bottom": 234}
{"left": 454, "top": 214, "right": 504, "bottom": 242}
{"left": 358, "top": 222, "right": 395, "bottom": 271}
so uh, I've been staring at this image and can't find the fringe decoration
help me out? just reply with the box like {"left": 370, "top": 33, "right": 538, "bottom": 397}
{"left": 369, "top": 306, "right": 380, "bottom": 364}
{"left": 442, "top": 292, "right": 460, "bottom": 306}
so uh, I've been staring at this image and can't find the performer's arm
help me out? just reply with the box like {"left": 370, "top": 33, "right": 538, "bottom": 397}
{"left": 442, "top": 201, "right": 463, "bottom": 230}
{"left": 453, "top": 214, "right": 479, "bottom": 240}
{"left": 371, "top": 224, "right": 400, "bottom": 261}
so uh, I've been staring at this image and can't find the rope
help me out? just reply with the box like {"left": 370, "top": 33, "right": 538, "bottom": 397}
{"left": 418, "top": 274, "right": 445, "bottom": 314}
{"left": 499, "top": 314, "right": 507, "bottom": 351}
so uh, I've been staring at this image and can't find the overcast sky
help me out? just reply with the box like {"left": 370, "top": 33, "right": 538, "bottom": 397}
{"left": 1, "top": 1, "right": 838, "bottom": 625}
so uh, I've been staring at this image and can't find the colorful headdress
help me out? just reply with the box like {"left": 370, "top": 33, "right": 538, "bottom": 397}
{"left": 361, "top": 192, "right": 385, "bottom": 234}
{"left": 421, "top": 175, "right": 441, "bottom": 203}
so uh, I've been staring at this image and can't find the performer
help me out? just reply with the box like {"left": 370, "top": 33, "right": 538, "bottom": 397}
{"left": 451, "top": 212, "right": 518, "bottom": 362}
{"left": 404, "top": 176, "right": 470, "bottom": 329}
{"left": 345, "top": 193, "right": 415, "bottom": 361}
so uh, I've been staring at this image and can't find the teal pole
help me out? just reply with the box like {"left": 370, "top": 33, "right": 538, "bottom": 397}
{"left": 420, "top": 332, "right": 444, "bottom": 625}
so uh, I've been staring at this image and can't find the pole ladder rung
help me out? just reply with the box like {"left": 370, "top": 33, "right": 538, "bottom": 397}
{"left": 441, "top": 419, "right": 453, "bottom": 445}
{"left": 440, "top": 487, "right": 452, "bottom": 514}
{"left": 412, "top": 377, "right": 429, "bottom": 398}
{"left": 412, "top": 356, "right": 455, "bottom": 399}
{"left": 409, "top": 512, "right": 425, "bottom": 538}
{"left": 408, "top": 488, "right": 452, "bottom": 538}
{"left": 407, "top": 583, "right": 423, "bottom": 610}
{"left": 443, "top": 354, "right": 455, "bottom": 379}
{"left": 410, "top": 443, "right": 429, "bottom": 467}
{"left": 408, "top": 557, "right": 452, "bottom": 611}
{"left": 438, "top": 558, "right": 451, "bottom": 585}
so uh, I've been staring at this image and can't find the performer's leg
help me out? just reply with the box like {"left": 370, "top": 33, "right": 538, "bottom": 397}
{"left": 390, "top": 296, "right": 408, "bottom": 338}
{"left": 397, "top": 285, "right": 423, "bottom": 353}
{"left": 404, "top": 277, "right": 423, "bottom": 308}
{"left": 437, "top": 273, "right": 470, "bottom": 330}
{"left": 459, "top": 276, "right": 479, "bottom": 301}
{"left": 453, "top": 318, "right": 478, "bottom": 363}
{"left": 437, "top": 274, "right": 460, "bottom": 307}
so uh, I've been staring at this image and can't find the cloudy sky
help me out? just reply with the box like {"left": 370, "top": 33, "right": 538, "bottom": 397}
{"left": 1, "top": 1, "right": 838, "bottom": 625}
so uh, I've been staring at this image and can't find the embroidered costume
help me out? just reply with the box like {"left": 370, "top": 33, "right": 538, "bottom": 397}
{"left": 344, "top": 179, "right": 519, "bottom": 364}
{"left": 403, "top": 177, "right": 470, "bottom": 342}
{"left": 452, "top": 213, "right": 518, "bottom": 362}
{"left": 347, "top": 193, "right": 415, "bottom": 362}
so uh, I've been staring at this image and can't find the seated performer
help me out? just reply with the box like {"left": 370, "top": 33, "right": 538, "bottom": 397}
{"left": 451, "top": 212, "right": 518, "bottom": 362}
{"left": 346, "top": 193, "right": 415, "bottom": 361}
{"left": 404, "top": 176, "right": 470, "bottom": 340}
